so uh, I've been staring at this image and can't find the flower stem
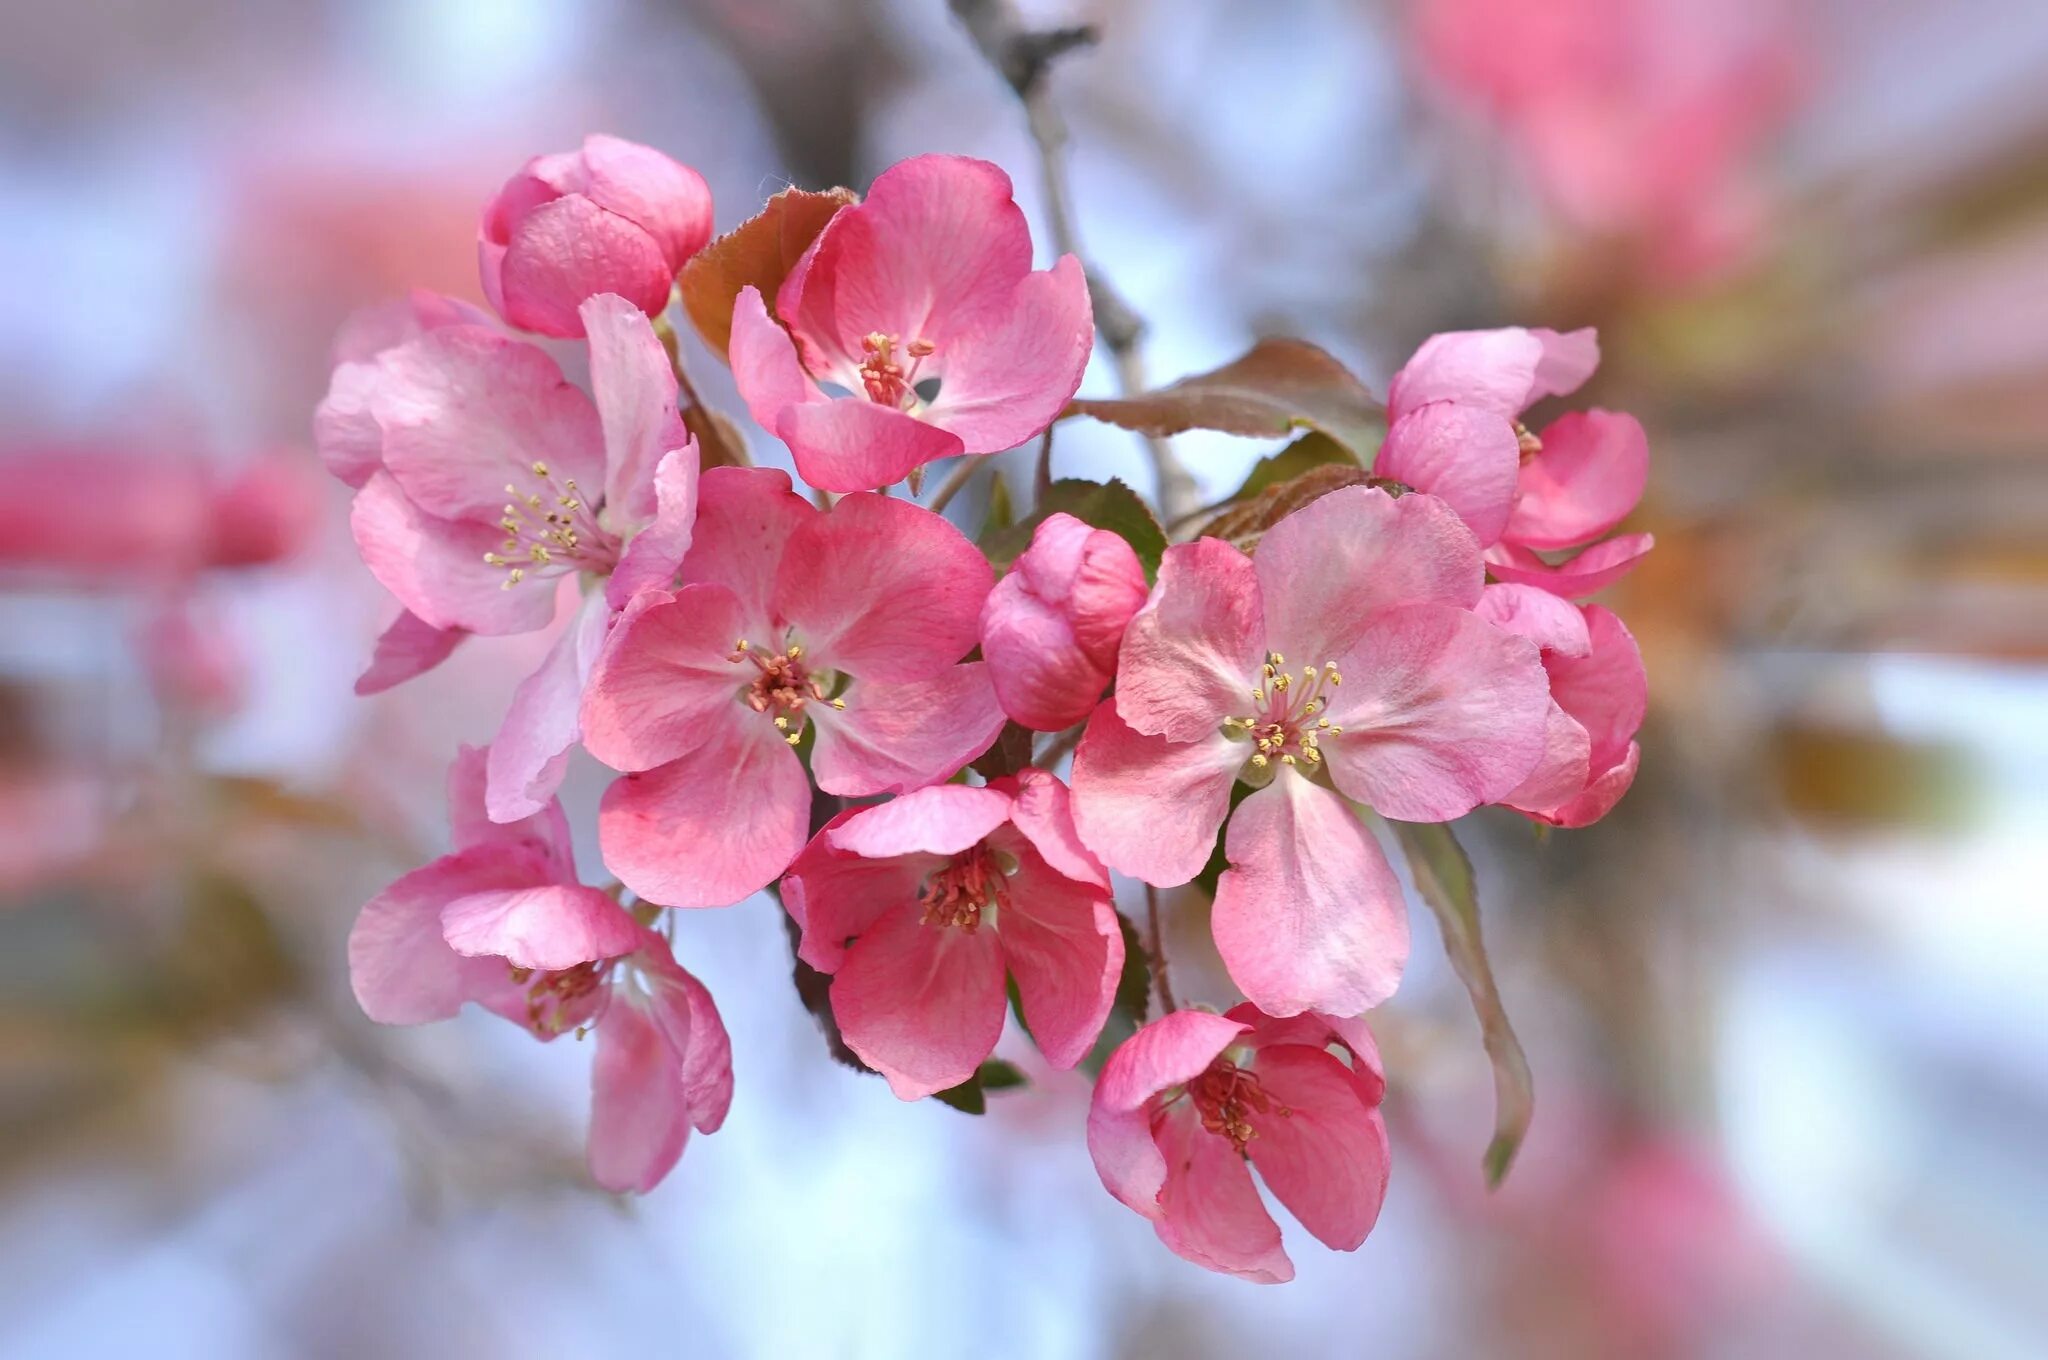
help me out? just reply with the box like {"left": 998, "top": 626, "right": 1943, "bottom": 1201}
{"left": 924, "top": 456, "right": 987, "bottom": 515}
{"left": 1145, "top": 882, "right": 1178, "bottom": 1015}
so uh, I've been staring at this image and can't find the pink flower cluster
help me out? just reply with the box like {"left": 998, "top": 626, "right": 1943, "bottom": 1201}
{"left": 319, "top": 137, "right": 1650, "bottom": 1272}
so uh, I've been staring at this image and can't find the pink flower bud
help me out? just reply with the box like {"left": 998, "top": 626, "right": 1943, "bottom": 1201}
{"left": 478, "top": 134, "right": 713, "bottom": 338}
{"left": 980, "top": 512, "right": 1148, "bottom": 732}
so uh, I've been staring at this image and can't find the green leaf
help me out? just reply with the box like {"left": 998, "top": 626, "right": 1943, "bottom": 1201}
{"left": 1390, "top": 819, "right": 1533, "bottom": 1188}
{"left": 932, "top": 1074, "right": 987, "bottom": 1115}
{"left": 1191, "top": 781, "right": 1256, "bottom": 898}
{"left": 976, "top": 1058, "right": 1028, "bottom": 1091}
{"left": 978, "top": 469, "right": 1015, "bottom": 539}
{"left": 982, "top": 478, "right": 1167, "bottom": 581}
{"left": 1227, "top": 431, "right": 1363, "bottom": 504}
{"left": 1066, "top": 338, "right": 1384, "bottom": 460}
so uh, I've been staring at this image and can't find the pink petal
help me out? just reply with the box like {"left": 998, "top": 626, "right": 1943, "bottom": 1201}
{"left": 783, "top": 813, "right": 937, "bottom": 973}
{"left": 774, "top": 492, "right": 991, "bottom": 682}
{"left": 778, "top": 398, "right": 965, "bottom": 494}
{"left": 1087, "top": 1011, "right": 1247, "bottom": 1221}
{"left": 314, "top": 359, "right": 390, "bottom": 489}
{"left": 809, "top": 663, "right": 1007, "bottom": 797}
{"left": 330, "top": 288, "right": 493, "bottom": 366}
{"left": 350, "top": 472, "right": 558, "bottom": 635}
{"left": 922, "top": 255, "right": 1094, "bottom": 453}
{"left": 1501, "top": 701, "right": 1595, "bottom": 812}
{"left": 578, "top": 585, "right": 748, "bottom": 773}
{"left": 636, "top": 945, "right": 734, "bottom": 1134}
{"left": 1534, "top": 741, "right": 1640, "bottom": 828}
{"left": 677, "top": 466, "right": 816, "bottom": 639}
{"left": 831, "top": 903, "right": 1008, "bottom": 1100}
{"left": 441, "top": 883, "right": 642, "bottom": 971}
{"left": 606, "top": 443, "right": 701, "bottom": 610}
{"left": 826, "top": 783, "right": 1014, "bottom": 860}
{"left": 1254, "top": 486, "right": 1483, "bottom": 667}
{"left": 597, "top": 718, "right": 810, "bottom": 908}
{"left": 1550, "top": 605, "right": 1647, "bottom": 771}
{"left": 994, "top": 835, "right": 1122, "bottom": 1069}
{"left": 1320, "top": 601, "right": 1551, "bottom": 821}
{"left": 446, "top": 743, "right": 576, "bottom": 873}
{"left": 1505, "top": 409, "right": 1648, "bottom": 550}
{"left": 1000, "top": 767, "right": 1109, "bottom": 891}
{"left": 1154, "top": 1109, "right": 1294, "bottom": 1283}
{"left": 1069, "top": 700, "right": 1244, "bottom": 886}
{"left": 1484, "top": 533, "right": 1655, "bottom": 598}
{"left": 1475, "top": 582, "right": 1592, "bottom": 657}
{"left": 497, "top": 195, "right": 672, "bottom": 337}
{"left": 580, "top": 292, "right": 688, "bottom": 527}
{"left": 576, "top": 134, "right": 714, "bottom": 272}
{"left": 355, "top": 610, "right": 466, "bottom": 696}
{"left": 980, "top": 513, "right": 1148, "bottom": 733}
{"left": 588, "top": 990, "right": 692, "bottom": 1193}
{"left": 1375, "top": 401, "right": 1522, "bottom": 546}
{"left": 348, "top": 847, "right": 550, "bottom": 1025}
{"left": 371, "top": 326, "right": 605, "bottom": 523}
{"left": 1245, "top": 1045, "right": 1391, "bottom": 1251}
{"left": 729, "top": 285, "right": 826, "bottom": 433}
{"left": 1528, "top": 326, "right": 1601, "bottom": 403}
{"left": 1386, "top": 327, "right": 1545, "bottom": 422}
{"left": 1214, "top": 771, "right": 1409, "bottom": 1017}
{"left": 1114, "top": 538, "right": 1263, "bottom": 742}
{"left": 786, "top": 154, "right": 1033, "bottom": 363}
{"left": 486, "top": 589, "right": 612, "bottom": 822}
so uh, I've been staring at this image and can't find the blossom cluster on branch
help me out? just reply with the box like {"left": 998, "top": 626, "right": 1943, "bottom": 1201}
{"left": 321, "top": 134, "right": 1650, "bottom": 1283}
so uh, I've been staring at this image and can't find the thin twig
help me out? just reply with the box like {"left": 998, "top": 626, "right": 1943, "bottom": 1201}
{"left": 949, "top": 0, "right": 1199, "bottom": 522}
{"left": 1034, "top": 424, "right": 1056, "bottom": 500}
{"left": 1144, "top": 882, "right": 1178, "bottom": 1015}
{"left": 924, "top": 456, "right": 987, "bottom": 515}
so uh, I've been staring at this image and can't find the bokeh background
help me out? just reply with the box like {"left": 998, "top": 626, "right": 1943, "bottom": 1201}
{"left": 3, "top": 0, "right": 2045, "bottom": 1355}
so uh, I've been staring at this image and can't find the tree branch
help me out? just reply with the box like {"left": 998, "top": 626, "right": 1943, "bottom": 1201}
{"left": 949, "top": 0, "right": 1200, "bottom": 521}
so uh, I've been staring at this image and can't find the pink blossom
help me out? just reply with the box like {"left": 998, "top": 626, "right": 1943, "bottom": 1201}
{"left": 979, "top": 513, "right": 1149, "bottom": 732}
{"left": 729, "top": 154, "right": 1093, "bottom": 492}
{"left": 479, "top": 135, "right": 714, "bottom": 338}
{"left": 1377, "top": 326, "right": 1653, "bottom": 597}
{"left": 1071, "top": 486, "right": 1550, "bottom": 1017}
{"left": 318, "top": 290, "right": 699, "bottom": 819}
{"left": 782, "top": 770, "right": 1122, "bottom": 1099}
{"left": 580, "top": 466, "right": 1006, "bottom": 909}
{"left": 1088, "top": 1006, "right": 1390, "bottom": 1283}
{"left": 349, "top": 745, "right": 731, "bottom": 1193}
{"left": 1477, "top": 585, "right": 1646, "bottom": 826}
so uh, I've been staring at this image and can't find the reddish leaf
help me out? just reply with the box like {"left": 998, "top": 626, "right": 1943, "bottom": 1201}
{"left": 1067, "top": 338, "right": 1383, "bottom": 456}
{"left": 1203, "top": 463, "right": 1372, "bottom": 552}
{"left": 680, "top": 186, "right": 856, "bottom": 359}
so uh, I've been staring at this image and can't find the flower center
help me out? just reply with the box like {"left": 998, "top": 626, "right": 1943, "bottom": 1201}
{"left": 858, "top": 332, "right": 936, "bottom": 410}
{"left": 919, "top": 843, "right": 1013, "bottom": 932}
{"left": 730, "top": 639, "right": 843, "bottom": 745}
{"left": 1514, "top": 420, "right": 1543, "bottom": 461}
{"left": 484, "top": 461, "right": 622, "bottom": 588}
{"left": 508, "top": 958, "right": 611, "bottom": 1034}
{"left": 1188, "top": 1056, "right": 1287, "bottom": 1155}
{"left": 1223, "top": 651, "right": 1344, "bottom": 771}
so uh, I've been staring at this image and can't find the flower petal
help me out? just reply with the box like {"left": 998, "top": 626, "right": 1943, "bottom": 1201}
{"left": 597, "top": 718, "right": 810, "bottom": 908}
{"left": 355, "top": 610, "right": 466, "bottom": 696}
{"left": 677, "top": 467, "right": 816, "bottom": 639}
{"left": 441, "top": 883, "right": 642, "bottom": 971}
{"left": 588, "top": 990, "right": 691, "bottom": 1193}
{"left": 1001, "top": 767, "right": 1109, "bottom": 891}
{"left": 576, "top": 134, "right": 714, "bottom": 271}
{"left": 1475, "top": 582, "right": 1592, "bottom": 657}
{"left": 1386, "top": 326, "right": 1545, "bottom": 421}
{"left": 348, "top": 847, "right": 550, "bottom": 1025}
{"left": 922, "top": 256, "right": 1093, "bottom": 452}
{"left": 350, "top": 472, "right": 558, "bottom": 635}
{"left": 831, "top": 903, "right": 1008, "bottom": 1100}
{"left": 1528, "top": 326, "right": 1601, "bottom": 402}
{"left": 809, "top": 663, "right": 1007, "bottom": 797}
{"left": 1320, "top": 602, "right": 1551, "bottom": 821}
{"left": 1154, "top": 1109, "right": 1294, "bottom": 1283}
{"left": 581, "top": 292, "right": 689, "bottom": 528}
{"left": 1501, "top": 701, "right": 1595, "bottom": 812}
{"left": 995, "top": 837, "right": 1122, "bottom": 1069}
{"left": 1375, "top": 401, "right": 1521, "bottom": 547}
{"left": 636, "top": 945, "right": 734, "bottom": 1134}
{"left": 498, "top": 194, "right": 672, "bottom": 336}
{"left": 783, "top": 811, "right": 937, "bottom": 973}
{"left": 1505, "top": 409, "right": 1648, "bottom": 550}
{"left": 825, "top": 783, "right": 1014, "bottom": 860}
{"left": 579, "top": 585, "right": 747, "bottom": 773}
{"left": 1254, "top": 486, "right": 1483, "bottom": 667}
{"left": 1069, "top": 700, "right": 1245, "bottom": 887}
{"left": 486, "top": 589, "right": 612, "bottom": 822}
{"left": 729, "top": 284, "right": 826, "bottom": 432}
{"left": 1535, "top": 741, "right": 1640, "bottom": 828}
{"left": 1087, "top": 1011, "right": 1247, "bottom": 1221}
{"left": 779, "top": 398, "right": 966, "bottom": 494}
{"left": 1214, "top": 771, "right": 1409, "bottom": 1017}
{"left": 1484, "top": 533, "right": 1655, "bottom": 598}
{"left": 606, "top": 443, "right": 701, "bottom": 610}
{"left": 446, "top": 743, "right": 576, "bottom": 872}
{"left": 775, "top": 492, "right": 991, "bottom": 682}
{"left": 1550, "top": 605, "right": 1647, "bottom": 773}
{"left": 1114, "top": 538, "right": 1264, "bottom": 742}
{"left": 1245, "top": 1044, "right": 1391, "bottom": 1252}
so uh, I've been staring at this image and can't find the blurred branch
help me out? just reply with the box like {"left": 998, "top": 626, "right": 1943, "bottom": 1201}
{"left": 949, "top": 0, "right": 1199, "bottom": 520}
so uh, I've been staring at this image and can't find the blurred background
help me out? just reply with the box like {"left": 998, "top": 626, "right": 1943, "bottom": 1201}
{"left": 3, "top": 0, "right": 2045, "bottom": 1355}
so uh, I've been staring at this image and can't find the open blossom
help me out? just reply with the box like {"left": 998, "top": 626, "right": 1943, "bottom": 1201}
{"left": 1377, "top": 326, "right": 1652, "bottom": 598}
{"left": 1071, "top": 486, "right": 1549, "bottom": 1017}
{"left": 729, "top": 154, "right": 1093, "bottom": 493}
{"left": 1088, "top": 1006, "right": 1390, "bottom": 1283}
{"left": 479, "top": 134, "right": 714, "bottom": 338}
{"left": 1477, "top": 584, "right": 1647, "bottom": 826}
{"left": 783, "top": 771, "right": 1122, "bottom": 1099}
{"left": 316, "top": 290, "right": 699, "bottom": 819}
{"left": 580, "top": 466, "right": 1006, "bottom": 909}
{"left": 979, "top": 513, "right": 1149, "bottom": 731}
{"left": 348, "top": 746, "right": 732, "bottom": 1193}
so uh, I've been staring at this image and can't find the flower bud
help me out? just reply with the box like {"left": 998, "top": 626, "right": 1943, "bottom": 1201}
{"left": 980, "top": 512, "right": 1148, "bottom": 732}
{"left": 478, "top": 134, "right": 713, "bottom": 337}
